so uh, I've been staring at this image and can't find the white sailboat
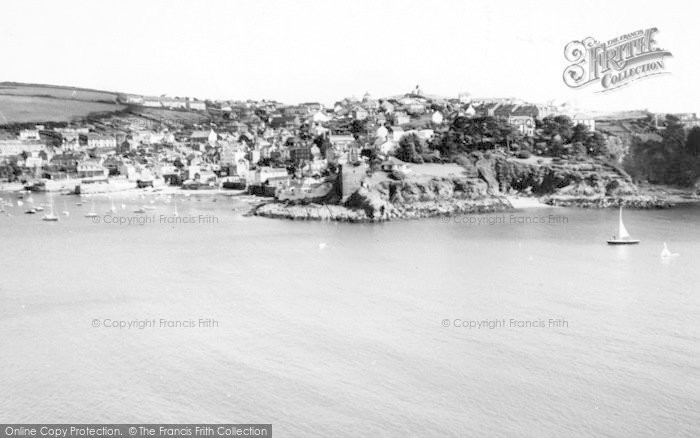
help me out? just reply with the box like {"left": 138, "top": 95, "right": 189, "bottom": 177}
{"left": 107, "top": 196, "right": 116, "bottom": 214}
{"left": 607, "top": 206, "right": 640, "bottom": 245}
{"left": 24, "top": 196, "right": 36, "bottom": 213}
{"left": 42, "top": 195, "right": 59, "bottom": 221}
{"left": 660, "top": 242, "right": 679, "bottom": 258}
{"left": 84, "top": 198, "right": 98, "bottom": 218}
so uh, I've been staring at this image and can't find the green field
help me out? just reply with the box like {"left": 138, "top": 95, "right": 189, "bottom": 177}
{"left": 0, "top": 95, "right": 125, "bottom": 124}
{"left": 0, "top": 82, "right": 210, "bottom": 125}
{"left": 0, "top": 82, "right": 118, "bottom": 103}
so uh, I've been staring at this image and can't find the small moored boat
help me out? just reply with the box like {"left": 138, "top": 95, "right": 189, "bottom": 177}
{"left": 84, "top": 199, "right": 99, "bottom": 218}
{"left": 660, "top": 242, "right": 679, "bottom": 258}
{"left": 42, "top": 195, "right": 59, "bottom": 221}
{"left": 607, "top": 207, "right": 639, "bottom": 245}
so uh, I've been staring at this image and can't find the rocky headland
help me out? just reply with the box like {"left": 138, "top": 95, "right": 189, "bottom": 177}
{"left": 253, "top": 152, "right": 696, "bottom": 222}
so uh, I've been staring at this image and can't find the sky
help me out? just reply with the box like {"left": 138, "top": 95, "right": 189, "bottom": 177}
{"left": 1, "top": 0, "right": 698, "bottom": 113}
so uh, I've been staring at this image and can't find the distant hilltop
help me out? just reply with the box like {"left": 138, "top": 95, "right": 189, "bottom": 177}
{"left": 117, "top": 94, "right": 207, "bottom": 111}
{"left": 0, "top": 81, "right": 683, "bottom": 125}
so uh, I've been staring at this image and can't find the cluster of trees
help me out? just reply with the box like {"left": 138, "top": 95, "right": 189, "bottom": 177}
{"left": 434, "top": 116, "right": 522, "bottom": 158}
{"left": 395, "top": 133, "right": 426, "bottom": 163}
{"left": 539, "top": 116, "right": 608, "bottom": 158}
{"left": 425, "top": 115, "right": 613, "bottom": 162}
{"left": 0, "top": 157, "right": 26, "bottom": 182}
{"left": 623, "top": 115, "right": 700, "bottom": 186}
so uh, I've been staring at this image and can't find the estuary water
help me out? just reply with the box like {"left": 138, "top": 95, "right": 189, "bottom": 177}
{"left": 0, "top": 192, "right": 698, "bottom": 437}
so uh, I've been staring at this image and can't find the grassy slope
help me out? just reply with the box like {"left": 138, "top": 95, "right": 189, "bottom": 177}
{"left": 0, "top": 95, "right": 125, "bottom": 124}
{"left": 0, "top": 82, "right": 124, "bottom": 124}
{"left": 0, "top": 82, "right": 207, "bottom": 125}
{"left": 0, "top": 82, "right": 118, "bottom": 102}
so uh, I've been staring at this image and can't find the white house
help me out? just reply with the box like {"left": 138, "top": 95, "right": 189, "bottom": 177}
{"left": 458, "top": 92, "right": 472, "bottom": 104}
{"left": 0, "top": 140, "right": 44, "bottom": 156}
{"left": 311, "top": 111, "right": 331, "bottom": 123}
{"left": 508, "top": 116, "right": 535, "bottom": 137}
{"left": 329, "top": 134, "right": 355, "bottom": 151}
{"left": 86, "top": 134, "right": 117, "bottom": 149}
{"left": 234, "top": 158, "right": 250, "bottom": 177}
{"left": 378, "top": 140, "right": 397, "bottom": 155}
{"left": 19, "top": 129, "right": 41, "bottom": 140}
{"left": 143, "top": 98, "right": 162, "bottom": 108}
{"left": 390, "top": 127, "right": 405, "bottom": 142}
{"left": 207, "top": 129, "right": 218, "bottom": 145}
{"left": 393, "top": 112, "right": 410, "bottom": 126}
{"left": 77, "top": 160, "right": 108, "bottom": 178}
{"left": 253, "top": 167, "right": 289, "bottom": 184}
{"left": 572, "top": 114, "right": 596, "bottom": 132}
{"left": 465, "top": 105, "right": 476, "bottom": 118}
{"left": 188, "top": 100, "right": 207, "bottom": 111}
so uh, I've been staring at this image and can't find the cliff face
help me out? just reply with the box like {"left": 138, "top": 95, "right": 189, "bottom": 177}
{"left": 481, "top": 154, "right": 638, "bottom": 197}
{"left": 342, "top": 177, "right": 509, "bottom": 220}
{"left": 376, "top": 177, "right": 489, "bottom": 204}
{"left": 478, "top": 153, "right": 668, "bottom": 207}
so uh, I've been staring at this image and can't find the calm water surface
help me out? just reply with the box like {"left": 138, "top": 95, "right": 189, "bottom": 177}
{"left": 0, "top": 192, "right": 698, "bottom": 437}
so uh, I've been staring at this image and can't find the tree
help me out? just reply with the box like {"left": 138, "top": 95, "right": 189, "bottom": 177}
{"left": 571, "top": 123, "right": 590, "bottom": 144}
{"left": 586, "top": 132, "right": 608, "bottom": 156}
{"left": 313, "top": 134, "right": 332, "bottom": 158}
{"left": 435, "top": 116, "right": 519, "bottom": 157}
{"left": 8, "top": 158, "right": 22, "bottom": 182}
{"left": 685, "top": 126, "right": 700, "bottom": 157}
{"left": 542, "top": 115, "right": 574, "bottom": 143}
{"left": 549, "top": 135, "right": 565, "bottom": 157}
{"left": 360, "top": 147, "right": 378, "bottom": 162}
{"left": 605, "top": 136, "right": 625, "bottom": 162}
{"left": 572, "top": 141, "right": 587, "bottom": 156}
{"left": 395, "top": 133, "right": 424, "bottom": 163}
{"left": 350, "top": 119, "right": 367, "bottom": 138}
{"left": 662, "top": 115, "right": 685, "bottom": 153}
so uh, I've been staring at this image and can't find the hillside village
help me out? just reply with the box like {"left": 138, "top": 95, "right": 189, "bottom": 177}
{"left": 1, "top": 84, "right": 700, "bottom": 219}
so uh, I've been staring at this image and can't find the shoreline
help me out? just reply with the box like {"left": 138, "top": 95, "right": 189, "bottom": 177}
{"left": 253, "top": 197, "right": 513, "bottom": 222}
{"left": 4, "top": 181, "right": 698, "bottom": 223}
{"left": 253, "top": 190, "right": 699, "bottom": 223}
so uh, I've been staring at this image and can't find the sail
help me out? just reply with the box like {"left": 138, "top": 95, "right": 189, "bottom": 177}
{"left": 618, "top": 207, "right": 630, "bottom": 239}
{"left": 661, "top": 242, "right": 671, "bottom": 258}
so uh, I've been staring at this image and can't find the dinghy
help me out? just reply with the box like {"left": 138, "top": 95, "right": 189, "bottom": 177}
{"left": 660, "top": 242, "right": 679, "bottom": 258}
